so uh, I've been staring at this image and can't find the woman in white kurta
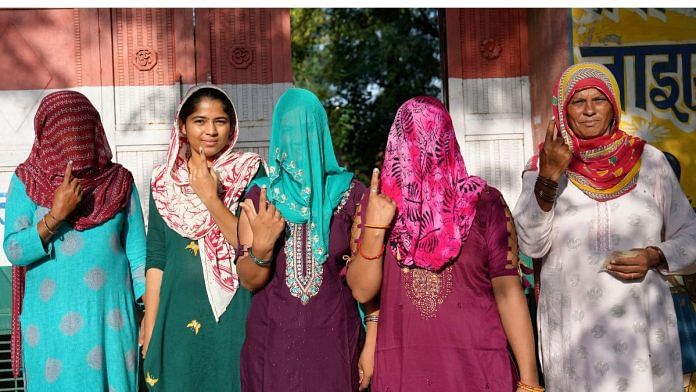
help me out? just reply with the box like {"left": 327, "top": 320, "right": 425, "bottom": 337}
{"left": 513, "top": 63, "right": 696, "bottom": 392}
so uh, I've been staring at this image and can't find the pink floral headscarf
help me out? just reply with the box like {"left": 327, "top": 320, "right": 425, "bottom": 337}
{"left": 381, "top": 97, "right": 486, "bottom": 272}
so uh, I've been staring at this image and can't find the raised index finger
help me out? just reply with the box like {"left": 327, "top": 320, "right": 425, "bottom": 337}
{"left": 545, "top": 118, "right": 557, "bottom": 144}
{"left": 63, "top": 160, "right": 73, "bottom": 184}
{"left": 198, "top": 146, "right": 208, "bottom": 167}
{"left": 370, "top": 168, "right": 380, "bottom": 194}
{"left": 259, "top": 185, "right": 268, "bottom": 212}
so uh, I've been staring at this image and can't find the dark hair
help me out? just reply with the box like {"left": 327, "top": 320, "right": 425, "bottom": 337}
{"left": 178, "top": 87, "right": 236, "bottom": 125}
{"left": 663, "top": 151, "right": 681, "bottom": 181}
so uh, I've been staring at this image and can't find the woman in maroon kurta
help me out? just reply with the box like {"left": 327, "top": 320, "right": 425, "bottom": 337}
{"left": 373, "top": 187, "right": 524, "bottom": 390}
{"left": 347, "top": 97, "right": 542, "bottom": 392}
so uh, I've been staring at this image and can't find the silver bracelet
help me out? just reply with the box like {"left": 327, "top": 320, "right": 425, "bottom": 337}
{"left": 364, "top": 314, "right": 379, "bottom": 323}
{"left": 249, "top": 247, "right": 272, "bottom": 267}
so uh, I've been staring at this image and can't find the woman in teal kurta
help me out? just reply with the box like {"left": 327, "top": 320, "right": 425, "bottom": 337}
{"left": 3, "top": 90, "right": 146, "bottom": 392}
{"left": 142, "top": 85, "right": 263, "bottom": 391}
{"left": 4, "top": 176, "right": 146, "bottom": 391}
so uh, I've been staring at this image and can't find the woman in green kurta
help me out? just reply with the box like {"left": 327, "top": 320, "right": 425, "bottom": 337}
{"left": 142, "top": 85, "right": 263, "bottom": 391}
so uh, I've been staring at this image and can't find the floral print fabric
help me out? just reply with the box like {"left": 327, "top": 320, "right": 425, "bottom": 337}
{"left": 381, "top": 96, "right": 486, "bottom": 271}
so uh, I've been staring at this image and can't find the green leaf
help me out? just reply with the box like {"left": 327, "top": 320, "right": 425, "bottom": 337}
{"left": 291, "top": 8, "right": 442, "bottom": 184}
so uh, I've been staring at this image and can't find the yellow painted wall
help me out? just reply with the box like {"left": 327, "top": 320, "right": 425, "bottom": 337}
{"left": 572, "top": 8, "right": 696, "bottom": 203}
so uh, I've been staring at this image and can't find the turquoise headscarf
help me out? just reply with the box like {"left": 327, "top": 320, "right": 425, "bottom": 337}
{"left": 253, "top": 88, "right": 353, "bottom": 264}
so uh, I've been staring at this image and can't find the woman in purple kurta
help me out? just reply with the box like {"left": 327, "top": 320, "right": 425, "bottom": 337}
{"left": 347, "top": 97, "right": 542, "bottom": 392}
{"left": 236, "top": 88, "right": 368, "bottom": 391}
{"left": 239, "top": 182, "right": 364, "bottom": 391}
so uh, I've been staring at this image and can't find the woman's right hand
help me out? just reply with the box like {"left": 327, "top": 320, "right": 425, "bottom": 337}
{"left": 539, "top": 118, "right": 572, "bottom": 182}
{"left": 142, "top": 269, "right": 163, "bottom": 359}
{"left": 139, "top": 317, "right": 149, "bottom": 358}
{"left": 51, "top": 161, "right": 82, "bottom": 221}
{"left": 240, "top": 186, "right": 285, "bottom": 257}
{"left": 141, "top": 317, "right": 153, "bottom": 359}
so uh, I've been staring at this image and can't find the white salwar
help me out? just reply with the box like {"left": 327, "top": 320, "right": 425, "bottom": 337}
{"left": 513, "top": 145, "right": 696, "bottom": 392}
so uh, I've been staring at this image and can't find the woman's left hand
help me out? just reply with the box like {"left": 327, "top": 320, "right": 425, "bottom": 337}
{"left": 607, "top": 248, "right": 662, "bottom": 280}
{"left": 364, "top": 168, "right": 396, "bottom": 228}
{"left": 358, "top": 340, "right": 375, "bottom": 391}
{"left": 189, "top": 146, "right": 220, "bottom": 206}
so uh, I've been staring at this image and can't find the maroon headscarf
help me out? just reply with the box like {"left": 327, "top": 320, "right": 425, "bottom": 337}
{"left": 380, "top": 97, "right": 487, "bottom": 272}
{"left": 11, "top": 90, "right": 133, "bottom": 377}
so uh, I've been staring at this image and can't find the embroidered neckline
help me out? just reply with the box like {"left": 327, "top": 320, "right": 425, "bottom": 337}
{"left": 283, "top": 182, "right": 354, "bottom": 305}
{"left": 403, "top": 265, "right": 454, "bottom": 319}
{"left": 285, "top": 223, "right": 324, "bottom": 305}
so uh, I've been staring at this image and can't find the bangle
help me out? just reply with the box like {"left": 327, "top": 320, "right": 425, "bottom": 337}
{"left": 43, "top": 216, "right": 57, "bottom": 235}
{"left": 535, "top": 175, "right": 559, "bottom": 203}
{"left": 535, "top": 188, "right": 556, "bottom": 203}
{"left": 46, "top": 212, "right": 62, "bottom": 225}
{"left": 646, "top": 246, "right": 667, "bottom": 267}
{"left": 516, "top": 381, "right": 544, "bottom": 392}
{"left": 249, "top": 247, "right": 272, "bottom": 267}
{"left": 363, "top": 223, "right": 391, "bottom": 230}
{"left": 536, "top": 175, "right": 559, "bottom": 189}
{"left": 534, "top": 180, "right": 557, "bottom": 203}
{"left": 363, "top": 314, "right": 379, "bottom": 323}
{"left": 358, "top": 243, "right": 385, "bottom": 260}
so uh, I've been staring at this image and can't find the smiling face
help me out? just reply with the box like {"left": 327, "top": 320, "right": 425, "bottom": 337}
{"left": 180, "top": 97, "right": 231, "bottom": 161}
{"left": 566, "top": 87, "right": 614, "bottom": 139}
